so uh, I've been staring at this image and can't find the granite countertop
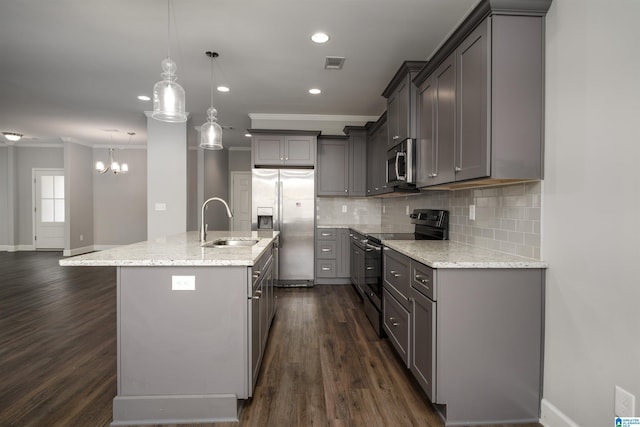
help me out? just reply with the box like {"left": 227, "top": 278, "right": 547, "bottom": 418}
{"left": 59, "top": 231, "right": 279, "bottom": 267}
{"left": 383, "top": 240, "right": 547, "bottom": 269}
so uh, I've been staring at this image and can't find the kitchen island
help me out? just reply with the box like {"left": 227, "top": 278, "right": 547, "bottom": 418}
{"left": 60, "top": 231, "right": 279, "bottom": 426}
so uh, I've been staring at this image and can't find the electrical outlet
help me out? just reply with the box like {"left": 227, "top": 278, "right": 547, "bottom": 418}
{"left": 79, "top": 234, "right": 83, "bottom": 241}
{"left": 155, "top": 202, "right": 167, "bottom": 211}
{"left": 406, "top": 205, "right": 410, "bottom": 215}
{"left": 615, "top": 385, "right": 636, "bottom": 417}
{"left": 382, "top": 205, "right": 386, "bottom": 214}
{"left": 172, "top": 275, "right": 195, "bottom": 291}
{"left": 469, "top": 204, "right": 476, "bottom": 221}
{"left": 342, "top": 205, "right": 347, "bottom": 213}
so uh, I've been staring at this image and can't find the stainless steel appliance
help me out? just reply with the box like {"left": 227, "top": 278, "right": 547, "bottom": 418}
{"left": 252, "top": 169, "right": 314, "bottom": 287}
{"left": 386, "top": 138, "right": 416, "bottom": 188}
{"left": 362, "top": 209, "right": 449, "bottom": 337}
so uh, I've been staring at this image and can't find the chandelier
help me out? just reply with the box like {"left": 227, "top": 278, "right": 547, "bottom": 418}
{"left": 96, "top": 132, "right": 134, "bottom": 175}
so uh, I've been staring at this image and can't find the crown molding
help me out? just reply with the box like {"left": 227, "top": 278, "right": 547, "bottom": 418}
{"left": 248, "top": 113, "right": 380, "bottom": 122}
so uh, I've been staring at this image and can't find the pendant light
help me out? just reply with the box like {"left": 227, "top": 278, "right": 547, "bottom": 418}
{"left": 152, "top": 0, "right": 187, "bottom": 123}
{"left": 200, "top": 51, "right": 223, "bottom": 150}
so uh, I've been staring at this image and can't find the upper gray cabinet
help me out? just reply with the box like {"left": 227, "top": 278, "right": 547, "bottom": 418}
{"left": 316, "top": 136, "right": 349, "bottom": 196}
{"left": 316, "top": 127, "right": 367, "bottom": 197}
{"left": 414, "top": 0, "right": 551, "bottom": 189}
{"left": 250, "top": 130, "right": 319, "bottom": 167}
{"left": 382, "top": 61, "right": 426, "bottom": 148}
{"left": 366, "top": 113, "right": 393, "bottom": 196}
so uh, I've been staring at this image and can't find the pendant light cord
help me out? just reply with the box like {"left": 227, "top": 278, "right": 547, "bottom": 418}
{"left": 210, "top": 56, "right": 214, "bottom": 109}
{"left": 166, "top": 0, "right": 171, "bottom": 58}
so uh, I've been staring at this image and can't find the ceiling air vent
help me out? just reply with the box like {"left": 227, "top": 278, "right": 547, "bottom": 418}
{"left": 324, "top": 56, "right": 346, "bottom": 70}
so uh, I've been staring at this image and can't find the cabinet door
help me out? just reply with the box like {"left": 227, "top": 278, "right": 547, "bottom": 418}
{"left": 253, "top": 135, "right": 284, "bottom": 166}
{"left": 432, "top": 54, "right": 456, "bottom": 185}
{"left": 455, "top": 18, "right": 490, "bottom": 181}
{"left": 336, "top": 229, "right": 351, "bottom": 278}
{"left": 383, "top": 288, "right": 410, "bottom": 367}
{"left": 397, "top": 76, "right": 410, "bottom": 142}
{"left": 317, "top": 138, "right": 348, "bottom": 196}
{"left": 416, "top": 74, "right": 436, "bottom": 187}
{"left": 348, "top": 130, "right": 367, "bottom": 196}
{"left": 284, "top": 135, "right": 315, "bottom": 166}
{"left": 387, "top": 91, "right": 399, "bottom": 147}
{"left": 410, "top": 289, "right": 436, "bottom": 401}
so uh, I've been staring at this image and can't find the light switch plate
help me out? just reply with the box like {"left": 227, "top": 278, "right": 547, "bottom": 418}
{"left": 172, "top": 276, "right": 195, "bottom": 291}
{"left": 469, "top": 204, "right": 476, "bottom": 220}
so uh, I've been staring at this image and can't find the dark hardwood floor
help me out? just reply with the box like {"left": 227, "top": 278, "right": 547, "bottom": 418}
{"left": 0, "top": 251, "right": 541, "bottom": 427}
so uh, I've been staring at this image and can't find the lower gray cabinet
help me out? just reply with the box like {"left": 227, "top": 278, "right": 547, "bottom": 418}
{"left": 382, "top": 247, "right": 544, "bottom": 425}
{"left": 315, "top": 228, "right": 350, "bottom": 284}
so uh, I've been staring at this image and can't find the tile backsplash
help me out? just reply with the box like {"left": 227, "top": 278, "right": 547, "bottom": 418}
{"left": 381, "top": 182, "right": 542, "bottom": 259}
{"left": 316, "top": 197, "right": 381, "bottom": 225}
{"left": 317, "top": 182, "right": 542, "bottom": 260}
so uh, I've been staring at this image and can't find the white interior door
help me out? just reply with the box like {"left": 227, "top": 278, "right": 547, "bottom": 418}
{"left": 34, "top": 169, "right": 65, "bottom": 249}
{"left": 231, "top": 171, "right": 251, "bottom": 232}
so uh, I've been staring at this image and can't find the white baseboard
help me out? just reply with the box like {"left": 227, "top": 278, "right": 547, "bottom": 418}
{"left": 63, "top": 245, "right": 95, "bottom": 257}
{"left": 540, "top": 399, "right": 581, "bottom": 427}
{"left": 18, "top": 244, "right": 35, "bottom": 251}
{"left": 93, "top": 245, "right": 119, "bottom": 251}
{"left": 0, "top": 245, "right": 17, "bottom": 252}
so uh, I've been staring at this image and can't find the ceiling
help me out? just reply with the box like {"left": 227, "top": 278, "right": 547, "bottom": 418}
{"left": 0, "top": 0, "right": 477, "bottom": 149}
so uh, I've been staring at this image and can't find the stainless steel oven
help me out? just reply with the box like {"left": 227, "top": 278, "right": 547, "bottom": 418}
{"left": 361, "top": 209, "right": 449, "bottom": 338}
{"left": 386, "top": 138, "right": 416, "bottom": 188}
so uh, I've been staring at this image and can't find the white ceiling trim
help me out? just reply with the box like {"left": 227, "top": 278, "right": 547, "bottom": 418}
{"left": 248, "top": 113, "right": 380, "bottom": 122}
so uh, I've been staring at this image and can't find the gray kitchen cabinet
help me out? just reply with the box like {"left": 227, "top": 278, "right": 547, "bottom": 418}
{"left": 382, "top": 244, "right": 545, "bottom": 425}
{"left": 416, "top": 53, "right": 455, "bottom": 187}
{"left": 317, "top": 129, "right": 367, "bottom": 197}
{"left": 250, "top": 246, "right": 274, "bottom": 390}
{"left": 316, "top": 136, "right": 349, "bottom": 196}
{"left": 315, "top": 228, "right": 350, "bottom": 284}
{"left": 366, "top": 113, "right": 393, "bottom": 196}
{"left": 349, "top": 230, "right": 366, "bottom": 297}
{"left": 413, "top": 0, "right": 549, "bottom": 189}
{"left": 250, "top": 130, "right": 319, "bottom": 167}
{"left": 382, "top": 61, "right": 426, "bottom": 148}
{"left": 344, "top": 126, "right": 367, "bottom": 197}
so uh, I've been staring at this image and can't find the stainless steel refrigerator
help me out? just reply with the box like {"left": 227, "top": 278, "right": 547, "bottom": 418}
{"left": 252, "top": 169, "right": 315, "bottom": 287}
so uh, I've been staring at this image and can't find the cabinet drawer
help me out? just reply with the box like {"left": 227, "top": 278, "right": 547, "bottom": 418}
{"left": 383, "top": 248, "right": 411, "bottom": 305}
{"left": 316, "top": 260, "right": 336, "bottom": 278}
{"left": 383, "top": 288, "right": 410, "bottom": 367}
{"left": 317, "top": 229, "right": 337, "bottom": 240}
{"left": 316, "top": 241, "right": 336, "bottom": 259}
{"left": 411, "top": 261, "right": 436, "bottom": 300}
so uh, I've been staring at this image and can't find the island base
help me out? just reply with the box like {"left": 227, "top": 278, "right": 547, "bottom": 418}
{"left": 111, "top": 394, "right": 240, "bottom": 426}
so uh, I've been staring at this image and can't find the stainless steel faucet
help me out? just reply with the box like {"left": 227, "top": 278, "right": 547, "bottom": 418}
{"left": 200, "top": 197, "right": 233, "bottom": 242}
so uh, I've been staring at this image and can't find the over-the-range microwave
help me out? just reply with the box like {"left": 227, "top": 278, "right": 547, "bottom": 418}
{"left": 386, "top": 138, "right": 416, "bottom": 188}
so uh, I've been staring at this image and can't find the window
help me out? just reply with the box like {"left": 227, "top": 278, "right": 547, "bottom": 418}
{"left": 40, "top": 175, "right": 65, "bottom": 222}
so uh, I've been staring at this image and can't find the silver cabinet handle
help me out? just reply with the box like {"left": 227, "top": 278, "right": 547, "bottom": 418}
{"left": 366, "top": 266, "right": 374, "bottom": 270}
{"left": 321, "top": 248, "right": 331, "bottom": 252}
{"left": 321, "top": 267, "right": 331, "bottom": 271}
{"left": 345, "top": 189, "right": 348, "bottom": 192}
{"left": 415, "top": 274, "right": 430, "bottom": 284}
{"left": 390, "top": 270, "right": 400, "bottom": 278}
{"left": 321, "top": 232, "right": 331, "bottom": 236}
{"left": 455, "top": 166, "right": 462, "bottom": 172}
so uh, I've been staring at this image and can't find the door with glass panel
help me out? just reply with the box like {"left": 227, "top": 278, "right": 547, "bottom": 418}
{"left": 33, "top": 169, "right": 65, "bottom": 249}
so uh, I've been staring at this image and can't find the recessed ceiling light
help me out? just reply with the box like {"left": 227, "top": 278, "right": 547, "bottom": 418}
{"left": 245, "top": 133, "right": 252, "bottom": 138}
{"left": 137, "top": 95, "right": 151, "bottom": 101}
{"left": 3, "top": 132, "right": 23, "bottom": 141}
{"left": 217, "top": 86, "right": 230, "bottom": 93}
{"left": 309, "top": 88, "right": 322, "bottom": 95}
{"left": 311, "top": 32, "right": 330, "bottom": 44}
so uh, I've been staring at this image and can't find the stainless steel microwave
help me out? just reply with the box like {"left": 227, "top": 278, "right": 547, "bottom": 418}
{"left": 386, "top": 138, "right": 416, "bottom": 188}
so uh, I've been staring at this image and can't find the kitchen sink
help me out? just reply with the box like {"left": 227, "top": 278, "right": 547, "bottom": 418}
{"left": 201, "top": 238, "right": 260, "bottom": 248}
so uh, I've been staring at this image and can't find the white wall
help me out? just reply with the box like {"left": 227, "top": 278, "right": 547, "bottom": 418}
{"left": 147, "top": 116, "right": 188, "bottom": 239}
{"left": 541, "top": 0, "right": 640, "bottom": 425}
{"left": 65, "top": 142, "right": 94, "bottom": 254}
{"left": 93, "top": 147, "right": 147, "bottom": 247}
{"left": 0, "top": 147, "right": 9, "bottom": 247}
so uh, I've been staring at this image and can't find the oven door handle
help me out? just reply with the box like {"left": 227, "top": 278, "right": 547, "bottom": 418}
{"left": 365, "top": 243, "right": 381, "bottom": 252}
{"left": 395, "top": 152, "right": 406, "bottom": 181}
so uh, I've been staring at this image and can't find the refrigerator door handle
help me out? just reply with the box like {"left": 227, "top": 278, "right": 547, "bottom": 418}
{"left": 278, "top": 181, "right": 284, "bottom": 246}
